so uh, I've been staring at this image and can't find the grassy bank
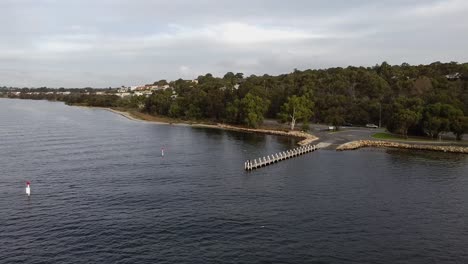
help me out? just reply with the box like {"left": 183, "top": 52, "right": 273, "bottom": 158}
{"left": 372, "top": 132, "right": 429, "bottom": 141}
{"left": 372, "top": 132, "right": 466, "bottom": 143}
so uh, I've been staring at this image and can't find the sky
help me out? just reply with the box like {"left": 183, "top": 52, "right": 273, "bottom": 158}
{"left": 1, "top": 0, "right": 467, "bottom": 87}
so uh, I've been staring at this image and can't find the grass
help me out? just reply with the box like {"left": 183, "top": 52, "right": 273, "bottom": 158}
{"left": 372, "top": 132, "right": 408, "bottom": 140}
{"left": 372, "top": 132, "right": 466, "bottom": 143}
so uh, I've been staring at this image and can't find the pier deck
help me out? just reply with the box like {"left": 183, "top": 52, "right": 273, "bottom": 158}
{"left": 245, "top": 144, "right": 317, "bottom": 171}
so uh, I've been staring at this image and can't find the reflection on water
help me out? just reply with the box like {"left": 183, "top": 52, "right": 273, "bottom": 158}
{"left": 386, "top": 148, "right": 468, "bottom": 163}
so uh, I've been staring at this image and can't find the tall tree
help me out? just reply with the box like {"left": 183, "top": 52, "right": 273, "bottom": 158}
{"left": 422, "top": 103, "right": 466, "bottom": 139}
{"left": 388, "top": 97, "right": 423, "bottom": 138}
{"left": 240, "top": 93, "right": 270, "bottom": 128}
{"left": 278, "top": 95, "right": 314, "bottom": 130}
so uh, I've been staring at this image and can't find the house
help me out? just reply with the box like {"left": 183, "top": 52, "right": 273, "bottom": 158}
{"left": 446, "top": 73, "right": 462, "bottom": 80}
{"left": 117, "top": 92, "right": 131, "bottom": 98}
{"left": 134, "top": 86, "right": 147, "bottom": 91}
{"left": 117, "top": 87, "right": 129, "bottom": 93}
{"left": 171, "top": 90, "right": 178, "bottom": 99}
{"left": 134, "top": 91, "right": 153, "bottom": 97}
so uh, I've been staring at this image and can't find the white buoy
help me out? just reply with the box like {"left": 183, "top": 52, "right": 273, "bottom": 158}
{"left": 25, "top": 181, "right": 31, "bottom": 196}
{"left": 161, "top": 147, "right": 165, "bottom": 157}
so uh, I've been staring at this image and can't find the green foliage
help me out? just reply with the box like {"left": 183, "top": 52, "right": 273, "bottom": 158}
{"left": 372, "top": 132, "right": 405, "bottom": 140}
{"left": 8, "top": 61, "right": 468, "bottom": 140}
{"left": 388, "top": 97, "right": 423, "bottom": 138}
{"left": 419, "top": 103, "right": 467, "bottom": 139}
{"left": 185, "top": 104, "right": 202, "bottom": 120}
{"left": 240, "top": 93, "right": 270, "bottom": 128}
{"left": 278, "top": 95, "right": 314, "bottom": 130}
{"left": 225, "top": 99, "right": 241, "bottom": 124}
{"left": 154, "top": 79, "right": 168, "bottom": 86}
{"left": 118, "top": 95, "right": 146, "bottom": 109}
{"left": 450, "top": 116, "right": 468, "bottom": 140}
{"left": 145, "top": 90, "right": 172, "bottom": 115}
{"left": 168, "top": 99, "right": 184, "bottom": 118}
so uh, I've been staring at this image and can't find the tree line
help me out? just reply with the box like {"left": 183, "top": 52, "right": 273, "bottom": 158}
{"left": 4, "top": 61, "right": 468, "bottom": 139}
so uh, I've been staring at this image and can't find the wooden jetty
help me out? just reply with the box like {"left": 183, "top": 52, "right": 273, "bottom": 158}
{"left": 244, "top": 144, "right": 317, "bottom": 171}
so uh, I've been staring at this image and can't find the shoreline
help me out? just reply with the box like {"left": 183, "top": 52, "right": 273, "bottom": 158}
{"left": 84, "top": 106, "right": 319, "bottom": 146}
{"left": 336, "top": 140, "right": 468, "bottom": 154}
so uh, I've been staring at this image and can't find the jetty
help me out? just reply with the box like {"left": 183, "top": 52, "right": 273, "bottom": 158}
{"left": 245, "top": 144, "right": 317, "bottom": 171}
{"left": 336, "top": 140, "right": 468, "bottom": 154}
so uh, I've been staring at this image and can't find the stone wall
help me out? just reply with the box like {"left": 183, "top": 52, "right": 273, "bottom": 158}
{"left": 336, "top": 140, "right": 468, "bottom": 154}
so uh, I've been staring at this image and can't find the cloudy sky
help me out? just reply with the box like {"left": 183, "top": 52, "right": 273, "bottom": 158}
{"left": 1, "top": 0, "right": 467, "bottom": 87}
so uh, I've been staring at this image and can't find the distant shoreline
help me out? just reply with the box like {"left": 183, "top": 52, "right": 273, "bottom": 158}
{"left": 79, "top": 106, "right": 319, "bottom": 146}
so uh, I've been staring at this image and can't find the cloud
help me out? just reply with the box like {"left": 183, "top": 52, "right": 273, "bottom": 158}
{"left": 0, "top": 0, "right": 467, "bottom": 87}
{"left": 37, "top": 40, "right": 93, "bottom": 53}
{"left": 406, "top": 0, "right": 468, "bottom": 17}
{"left": 207, "top": 22, "right": 319, "bottom": 44}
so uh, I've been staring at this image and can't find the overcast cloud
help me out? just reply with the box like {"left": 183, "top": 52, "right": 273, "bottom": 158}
{"left": 1, "top": 0, "right": 467, "bottom": 87}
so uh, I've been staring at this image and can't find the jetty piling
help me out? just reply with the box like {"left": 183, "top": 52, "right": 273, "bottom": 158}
{"left": 245, "top": 144, "right": 318, "bottom": 171}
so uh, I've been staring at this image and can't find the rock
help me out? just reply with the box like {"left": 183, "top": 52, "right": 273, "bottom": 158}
{"left": 336, "top": 140, "right": 468, "bottom": 154}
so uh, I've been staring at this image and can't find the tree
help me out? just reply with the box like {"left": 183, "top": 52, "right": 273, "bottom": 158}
{"left": 225, "top": 99, "right": 241, "bottom": 124}
{"left": 154, "top": 80, "right": 168, "bottom": 86}
{"left": 240, "top": 93, "right": 270, "bottom": 128}
{"left": 223, "top": 72, "right": 235, "bottom": 80}
{"left": 388, "top": 97, "right": 423, "bottom": 138}
{"left": 185, "top": 104, "right": 202, "bottom": 120}
{"left": 422, "top": 103, "right": 451, "bottom": 138}
{"left": 394, "top": 109, "right": 421, "bottom": 138}
{"left": 422, "top": 103, "right": 466, "bottom": 139}
{"left": 168, "top": 99, "right": 184, "bottom": 118}
{"left": 235, "top": 73, "right": 244, "bottom": 79}
{"left": 145, "top": 90, "right": 172, "bottom": 115}
{"left": 278, "top": 95, "right": 314, "bottom": 130}
{"left": 450, "top": 116, "right": 468, "bottom": 140}
{"left": 324, "top": 107, "right": 346, "bottom": 128}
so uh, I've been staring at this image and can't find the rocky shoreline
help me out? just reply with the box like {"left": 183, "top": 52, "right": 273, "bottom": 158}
{"left": 208, "top": 124, "right": 319, "bottom": 146}
{"left": 100, "top": 107, "right": 318, "bottom": 146}
{"left": 336, "top": 140, "right": 468, "bottom": 154}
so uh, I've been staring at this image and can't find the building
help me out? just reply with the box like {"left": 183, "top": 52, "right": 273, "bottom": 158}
{"left": 117, "top": 87, "right": 129, "bottom": 93}
{"left": 446, "top": 73, "right": 462, "bottom": 80}
{"left": 117, "top": 92, "right": 131, "bottom": 98}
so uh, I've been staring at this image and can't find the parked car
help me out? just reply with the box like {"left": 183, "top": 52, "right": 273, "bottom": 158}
{"left": 366, "top": 124, "right": 379, "bottom": 128}
{"left": 328, "top": 126, "right": 336, "bottom": 131}
{"left": 343, "top": 122, "right": 353, "bottom": 127}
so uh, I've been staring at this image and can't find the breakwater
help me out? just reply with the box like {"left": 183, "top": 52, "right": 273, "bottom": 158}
{"left": 213, "top": 124, "right": 318, "bottom": 146}
{"left": 336, "top": 140, "right": 468, "bottom": 154}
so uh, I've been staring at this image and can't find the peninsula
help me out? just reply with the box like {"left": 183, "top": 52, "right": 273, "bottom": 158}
{"left": 2, "top": 61, "right": 468, "bottom": 152}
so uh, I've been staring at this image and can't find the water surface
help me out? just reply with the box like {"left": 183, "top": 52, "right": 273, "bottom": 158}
{"left": 1, "top": 99, "right": 467, "bottom": 264}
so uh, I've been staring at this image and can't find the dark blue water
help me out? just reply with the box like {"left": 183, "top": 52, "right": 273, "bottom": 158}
{"left": 1, "top": 98, "right": 468, "bottom": 264}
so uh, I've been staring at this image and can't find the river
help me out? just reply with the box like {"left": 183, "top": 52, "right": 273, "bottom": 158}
{"left": 1, "top": 98, "right": 467, "bottom": 264}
